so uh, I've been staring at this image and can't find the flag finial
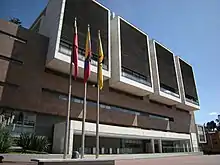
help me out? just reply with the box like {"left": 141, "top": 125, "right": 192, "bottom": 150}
{"left": 74, "top": 17, "right": 77, "bottom": 27}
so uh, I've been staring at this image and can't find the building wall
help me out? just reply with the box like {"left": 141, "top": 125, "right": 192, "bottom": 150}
{"left": 35, "top": 114, "right": 65, "bottom": 138}
{"left": 38, "top": 0, "right": 65, "bottom": 64}
{"left": 202, "top": 132, "right": 220, "bottom": 153}
{"left": 0, "top": 19, "right": 49, "bottom": 110}
{"left": 0, "top": 19, "right": 197, "bottom": 138}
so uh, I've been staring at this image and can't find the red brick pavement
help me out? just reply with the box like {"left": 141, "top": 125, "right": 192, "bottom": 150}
{"left": 1, "top": 162, "right": 36, "bottom": 165}
{"left": 2, "top": 155, "right": 220, "bottom": 165}
{"left": 115, "top": 155, "right": 220, "bottom": 165}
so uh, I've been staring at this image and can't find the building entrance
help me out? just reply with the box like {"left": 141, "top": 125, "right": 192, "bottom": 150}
{"left": 72, "top": 135, "right": 191, "bottom": 155}
{"left": 73, "top": 135, "right": 145, "bottom": 154}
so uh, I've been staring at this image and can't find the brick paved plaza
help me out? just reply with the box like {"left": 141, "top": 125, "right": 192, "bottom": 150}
{"left": 2, "top": 155, "right": 220, "bottom": 165}
{"left": 116, "top": 155, "right": 220, "bottom": 165}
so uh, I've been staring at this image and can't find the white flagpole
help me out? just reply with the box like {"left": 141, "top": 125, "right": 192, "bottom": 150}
{"left": 96, "top": 72, "right": 100, "bottom": 158}
{"left": 81, "top": 82, "right": 87, "bottom": 158}
{"left": 63, "top": 44, "right": 73, "bottom": 159}
{"left": 63, "top": 18, "right": 76, "bottom": 159}
{"left": 96, "top": 82, "right": 100, "bottom": 159}
{"left": 96, "top": 30, "right": 101, "bottom": 159}
{"left": 81, "top": 24, "right": 90, "bottom": 159}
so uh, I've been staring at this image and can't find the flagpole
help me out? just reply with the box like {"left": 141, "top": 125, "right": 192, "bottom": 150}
{"left": 96, "top": 30, "right": 101, "bottom": 159}
{"left": 63, "top": 20, "right": 75, "bottom": 159}
{"left": 81, "top": 24, "right": 90, "bottom": 159}
{"left": 63, "top": 63, "right": 72, "bottom": 159}
{"left": 81, "top": 82, "right": 87, "bottom": 158}
{"left": 96, "top": 80, "right": 100, "bottom": 159}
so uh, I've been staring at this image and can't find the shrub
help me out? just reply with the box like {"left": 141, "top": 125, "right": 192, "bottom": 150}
{"left": 17, "top": 133, "right": 32, "bottom": 152}
{"left": 0, "top": 127, "right": 12, "bottom": 153}
{"left": 17, "top": 133, "right": 49, "bottom": 152}
{"left": 31, "top": 136, "right": 49, "bottom": 152}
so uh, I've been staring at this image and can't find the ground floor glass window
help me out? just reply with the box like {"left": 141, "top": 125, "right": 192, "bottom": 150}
{"left": 72, "top": 135, "right": 191, "bottom": 155}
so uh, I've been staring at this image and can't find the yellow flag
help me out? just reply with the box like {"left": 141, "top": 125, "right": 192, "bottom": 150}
{"left": 98, "top": 31, "right": 104, "bottom": 90}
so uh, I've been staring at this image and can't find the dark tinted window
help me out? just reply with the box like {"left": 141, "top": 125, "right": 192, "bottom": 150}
{"left": 155, "top": 42, "right": 178, "bottom": 94}
{"left": 61, "top": 0, "right": 109, "bottom": 65}
{"left": 120, "top": 20, "right": 151, "bottom": 82}
{"left": 179, "top": 59, "right": 198, "bottom": 101}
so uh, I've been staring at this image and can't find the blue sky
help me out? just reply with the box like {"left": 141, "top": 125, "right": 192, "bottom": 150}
{"left": 1, "top": 0, "right": 220, "bottom": 124}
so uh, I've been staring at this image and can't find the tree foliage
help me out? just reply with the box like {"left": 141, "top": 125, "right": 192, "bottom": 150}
{"left": 9, "top": 17, "right": 22, "bottom": 26}
{"left": 206, "top": 120, "right": 217, "bottom": 131}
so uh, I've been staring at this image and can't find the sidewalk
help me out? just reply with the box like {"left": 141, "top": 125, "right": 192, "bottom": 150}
{"left": 1, "top": 162, "right": 36, "bottom": 165}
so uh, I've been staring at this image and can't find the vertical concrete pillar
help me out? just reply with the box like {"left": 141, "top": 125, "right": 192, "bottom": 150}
{"left": 190, "top": 137, "right": 193, "bottom": 152}
{"left": 109, "top": 148, "right": 112, "bottom": 154}
{"left": 151, "top": 139, "right": 155, "bottom": 153}
{"left": 101, "top": 147, "right": 105, "bottom": 154}
{"left": 117, "top": 148, "right": 120, "bottom": 154}
{"left": 183, "top": 143, "right": 186, "bottom": 152}
{"left": 186, "top": 142, "right": 189, "bottom": 152}
{"left": 174, "top": 143, "right": 178, "bottom": 152}
{"left": 68, "top": 121, "right": 74, "bottom": 155}
{"left": 158, "top": 139, "right": 162, "bottom": 153}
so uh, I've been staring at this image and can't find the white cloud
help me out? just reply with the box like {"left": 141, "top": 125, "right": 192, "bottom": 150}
{"left": 209, "top": 112, "right": 218, "bottom": 116}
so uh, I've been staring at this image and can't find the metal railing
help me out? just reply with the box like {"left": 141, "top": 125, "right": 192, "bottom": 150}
{"left": 121, "top": 67, "right": 151, "bottom": 86}
{"left": 160, "top": 87, "right": 180, "bottom": 98}
{"left": 59, "top": 40, "right": 108, "bottom": 70}
{"left": 186, "top": 97, "right": 199, "bottom": 105}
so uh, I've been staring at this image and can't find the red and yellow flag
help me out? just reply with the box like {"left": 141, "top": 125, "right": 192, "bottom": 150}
{"left": 98, "top": 30, "right": 104, "bottom": 90}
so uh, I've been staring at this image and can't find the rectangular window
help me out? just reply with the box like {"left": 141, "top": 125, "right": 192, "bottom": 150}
{"left": 0, "top": 108, "right": 36, "bottom": 137}
{"left": 199, "top": 135, "right": 205, "bottom": 142}
{"left": 198, "top": 126, "right": 203, "bottom": 132}
{"left": 43, "top": 88, "right": 173, "bottom": 122}
{"left": 149, "top": 114, "right": 169, "bottom": 121}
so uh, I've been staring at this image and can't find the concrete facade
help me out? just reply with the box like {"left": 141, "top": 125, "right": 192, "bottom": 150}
{"left": 149, "top": 40, "right": 181, "bottom": 105}
{"left": 53, "top": 120, "right": 192, "bottom": 154}
{"left": 110, "top": 16, "right": 154, "bottom": 96}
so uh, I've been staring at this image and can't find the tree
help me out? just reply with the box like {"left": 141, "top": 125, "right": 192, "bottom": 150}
{"left": 215, "top": 115, "right": 220, "bottom": 131}
{"left": 9, "top": 17, "right": 22, "bottom": 26}
{"left": 206, "top": 121, "right": 217, "bottom": 132}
